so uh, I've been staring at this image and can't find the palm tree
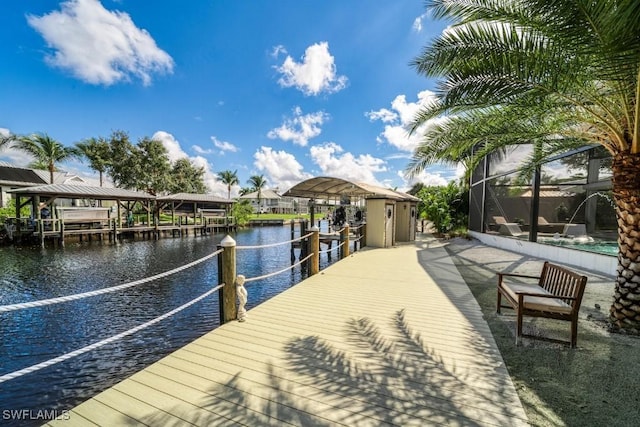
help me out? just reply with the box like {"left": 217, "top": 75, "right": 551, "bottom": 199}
{"left": 248, "top": 174, "right": 267, "bottom": 215}
{"left": 409, "top": 0, "right": 640, "bottom": 331}
{"left": 15, "top": 133, "right": 79, "bottom": 184}
{"left": 238, "top": 187, "right": 253, "bottom": 197}
{"left": 217, "top": 170, "right": 239, "bottom": 200}
{"left": 0, "top": 133, "right": 15, "bottom": 150}
{"left": 75, "top": 137, "right": 111, "bottom": 187}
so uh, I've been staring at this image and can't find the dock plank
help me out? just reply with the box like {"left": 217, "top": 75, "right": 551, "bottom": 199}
{"left": 50, "top": 236, "right": 528, "bottom": 426}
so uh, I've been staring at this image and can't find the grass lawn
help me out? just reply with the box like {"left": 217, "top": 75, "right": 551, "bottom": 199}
{"left": 443, "top": 237, "right": 639, "bottom": 427}
{"left": 249, "top": 213, "right": 313, "bottom": 220}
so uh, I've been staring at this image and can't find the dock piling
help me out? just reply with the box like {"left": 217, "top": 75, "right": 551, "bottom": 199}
{"left": 218, "top": 235, "right": 237, "bottom": 324}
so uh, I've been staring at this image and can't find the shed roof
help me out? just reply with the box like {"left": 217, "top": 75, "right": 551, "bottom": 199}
{"left": 9, "top": 184, "right": 155, "bottom": 200}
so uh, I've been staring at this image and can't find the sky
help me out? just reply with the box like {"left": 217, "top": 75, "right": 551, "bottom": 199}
{"left": 0, "top": 0, "right": 461, "bottom": 198}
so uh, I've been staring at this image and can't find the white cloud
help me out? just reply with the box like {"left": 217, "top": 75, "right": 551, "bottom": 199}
{"left": 267, "top": 107, "right": 329, "bottom": 146}
{"left": 152, "top": 131, "right": 187, "bottom": 162}
{"left": 27, "top": 0, "right": 174, "bottom": 86}
{"left": 192, "top": 145, "right": 213, "bottom": 155}
{"left": 211, "top": 136, "right": 239, "bottom": 154}
{"left": 400, "top": 169, "right": 448, "bottom": 189}
{"left": 309, "top": 142, "right": 386, "bottom": 185}
{"left": 274, "top": 42, "right": 348, "bottom": 96}
{"left": 271, "top": 44, "right": 287, "bottom": 58}
{"left": 367, "top": 90, "right": 440, "bottom": 153}
{"left": 366, "top": 108, "right": 397, "bottom": 123}
{"left": 0, "top": 128, "right": 33, "bottom": 166}
{"left": 253, "top": 146, "right": 312, "bottom": 192}
{"left": 413, "top": 13, "right": 429, "bottom": 32}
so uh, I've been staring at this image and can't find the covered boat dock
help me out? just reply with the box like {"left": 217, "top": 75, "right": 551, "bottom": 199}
{"left": 7, "top": 185, "right": 234, "bottom": 246}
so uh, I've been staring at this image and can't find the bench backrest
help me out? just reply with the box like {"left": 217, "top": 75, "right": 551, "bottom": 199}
{"left": 539, "top": 261, "right": 588, "bottom": 310}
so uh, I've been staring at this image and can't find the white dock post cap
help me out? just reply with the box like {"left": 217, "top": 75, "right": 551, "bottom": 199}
{"left": 310, "top": 226, "right": 319, "bottom": 232}
{"left": 220, "top": 235, "right": 236, "bottom": 247}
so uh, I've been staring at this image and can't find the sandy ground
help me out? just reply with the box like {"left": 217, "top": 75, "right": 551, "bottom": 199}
{"left": 440, "top": 236, "right": 617, "bottom": 334}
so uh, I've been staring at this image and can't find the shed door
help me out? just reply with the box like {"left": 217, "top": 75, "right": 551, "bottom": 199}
{"left": 384, "top": 204, "right": 394, "bottom": 247}
{"left": 409, "top": 206, "right": 416, "bottom": 240}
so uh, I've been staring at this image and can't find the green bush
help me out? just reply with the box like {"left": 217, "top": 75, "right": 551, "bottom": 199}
{"left": 417, "top": 182, "right": 468, "bottom": 234}
{"left": 232, "top": 200, "right": 254, "bottom": 227}
{"left": 0, "top": 198, "right": 30, "bottom": 223}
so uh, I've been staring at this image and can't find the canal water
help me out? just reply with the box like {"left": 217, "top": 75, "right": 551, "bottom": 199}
{"left": 0, "top": 225, "right": 337, "bottom": 425}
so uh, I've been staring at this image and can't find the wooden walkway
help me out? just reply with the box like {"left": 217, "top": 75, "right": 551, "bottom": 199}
{"left": 48, "top": 235, "right": 528, "bottom": 426}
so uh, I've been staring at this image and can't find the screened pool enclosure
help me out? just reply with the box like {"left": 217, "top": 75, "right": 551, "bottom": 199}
{"left": 469, "top": 146, "right": 617, "bottom": 256}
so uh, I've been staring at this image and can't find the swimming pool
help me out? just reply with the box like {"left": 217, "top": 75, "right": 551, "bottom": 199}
{"left": 539, "top": 238, "right": 618, "bottom": 256}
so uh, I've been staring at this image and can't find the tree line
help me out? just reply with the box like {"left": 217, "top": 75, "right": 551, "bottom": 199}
{"left": 1, "top": 130, "right": 268, "bottom": 199}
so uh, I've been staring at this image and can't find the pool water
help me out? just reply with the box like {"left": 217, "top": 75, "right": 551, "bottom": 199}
{"left": 542, "top": 239, "right": 618, "bottom": 256}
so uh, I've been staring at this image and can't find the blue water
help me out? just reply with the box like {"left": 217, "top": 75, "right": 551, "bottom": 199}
{"left": 541, "top": 239, "right": 618, "bottom": 256}
{"left": 0, "top": 225, "right": 339, "bottom": 425}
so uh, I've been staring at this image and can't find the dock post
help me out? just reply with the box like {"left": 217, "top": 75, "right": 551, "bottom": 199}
{"left": 59, "top": 219, "right": 65, "bottom": 247}
{"left": 218, "top": 235, "right": 237, "bottom": 324}
{"left": 361, "top": 222, "right": 367, "bottom": 247}
{"left": 39, "top": 219, "right": 44, "bottom": 248}
{"left": 310, "top": 226, "right": 319, "bottom": 275}
{"left": 340, "top": 224, "right": 350, "bottom": 259}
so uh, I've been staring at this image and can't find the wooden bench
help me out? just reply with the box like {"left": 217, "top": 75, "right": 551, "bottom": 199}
{"left": 496, "top": 261, "right": 588, "bottom": 347}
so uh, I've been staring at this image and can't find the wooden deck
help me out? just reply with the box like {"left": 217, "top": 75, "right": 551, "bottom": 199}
{"left": 48, "top": 235, "right": 528, "bottom": 426}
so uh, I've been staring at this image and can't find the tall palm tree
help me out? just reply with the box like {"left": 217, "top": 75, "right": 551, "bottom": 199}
{"left": 75, "top": 137, "right": 111, "bottom": 187}
{"left": 248, "top": 174, "right": 267, "bottom": 215}
{"left": 15, "top": 133, "right": 79, "bottom": 184}
{"left": 409, "top": 0, "right": 640, "bottom": 331}
{"left": 217, "top": 170, "right": 239, "bottom": 200}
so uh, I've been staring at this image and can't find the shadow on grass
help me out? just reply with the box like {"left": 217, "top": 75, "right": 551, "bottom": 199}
{"left": 441, "top": 237, "right": 640, "bottom": 427}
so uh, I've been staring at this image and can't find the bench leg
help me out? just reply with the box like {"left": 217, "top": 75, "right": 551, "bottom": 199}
{"left": 570, "top": 317, "right": 578, "bottom": 348}
{"left": 516, "top": 305, "right": 523, "bottom": 346}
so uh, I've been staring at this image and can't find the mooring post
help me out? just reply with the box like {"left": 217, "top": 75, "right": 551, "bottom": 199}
{"left": 340, "top": 224, "right": 350, "bottom": 259}
{"left": 361, "top": 222, "right": 367, "bottom": 247}
{"left": 310, "top": 226, "right": 319, "bottom": 275}
{"left": 218, "top": 235, "right": 237, "bottom": 324}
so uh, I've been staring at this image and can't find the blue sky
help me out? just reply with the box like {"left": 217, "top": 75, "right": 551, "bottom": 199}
{"left": 0, "top": 0, "right": 460, "bottom": 197}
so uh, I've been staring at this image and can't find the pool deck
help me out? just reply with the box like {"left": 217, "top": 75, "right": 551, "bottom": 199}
{"left": 47, "top": 234, "right": 528, "bottom": 426}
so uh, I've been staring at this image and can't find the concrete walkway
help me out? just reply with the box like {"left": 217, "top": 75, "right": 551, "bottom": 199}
{"left": 48, "top": 235, "right": 528, "bottom": 426}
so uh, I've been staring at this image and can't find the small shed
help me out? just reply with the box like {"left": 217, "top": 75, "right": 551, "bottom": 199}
{"left": 394, "top": 195, "right": 420, "bottom": 242}
{"left": 355, "top": 184, "right": 419, "bottom": 247}
{"left": 284, "top": 176, "right": 420, "bottom": 248}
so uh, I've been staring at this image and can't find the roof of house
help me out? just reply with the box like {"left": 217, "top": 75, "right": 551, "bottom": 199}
{"left": 156, "top": 192, "right": 232, "bottom": 204}
{"left": 0, "top": 165, "right": 47, "bottom": 186}
{"left": 239, "top": 188, "right": 282, "bottom": 200}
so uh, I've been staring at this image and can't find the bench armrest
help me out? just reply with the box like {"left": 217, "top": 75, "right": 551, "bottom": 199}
{"left": 497, "top": 272, "right": 541, "bottom": 280}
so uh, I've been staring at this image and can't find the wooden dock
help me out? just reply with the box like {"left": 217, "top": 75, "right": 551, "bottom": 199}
{"left": 47, "top": 235, "right": 528, "bottom": 426}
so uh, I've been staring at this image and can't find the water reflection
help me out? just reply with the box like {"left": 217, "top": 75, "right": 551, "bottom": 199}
{"left": 0, "top": 225, "right": 330, "bottom": 426}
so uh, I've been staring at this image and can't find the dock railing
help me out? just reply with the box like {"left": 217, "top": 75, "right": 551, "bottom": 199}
{"left": 0, "top": 226, "right": 358, "bottom": 385}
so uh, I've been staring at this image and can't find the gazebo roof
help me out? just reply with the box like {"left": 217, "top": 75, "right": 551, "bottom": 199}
{"left": 283, "top": 176, "right": 419, "bottom": 201}
{"left": 9, "top": 184, "right": 155, "bottom": 201}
